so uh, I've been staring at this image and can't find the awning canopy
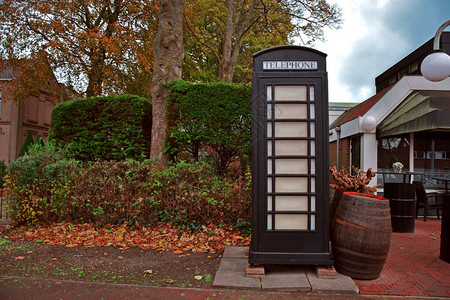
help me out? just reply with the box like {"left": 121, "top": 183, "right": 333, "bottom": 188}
{"left": 377, "top": 90, "right": 450, "bottom": 137}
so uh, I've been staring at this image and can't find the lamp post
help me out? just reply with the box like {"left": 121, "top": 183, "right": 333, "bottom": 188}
{"left": 420, "top": 20, "right": 450, "bottom": 82}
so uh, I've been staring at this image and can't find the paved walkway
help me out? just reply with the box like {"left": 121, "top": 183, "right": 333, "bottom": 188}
{"left": 0, "top": 276, "right": 362, "bottom": 300}
{"left": 355, "top": 218, "right": 450, "bottom": 298}
{"left": 212, "top": 219, "right": 450, "bottom": 298}
{"left": 213, "top": 246, "right": 359, "bottom": 294}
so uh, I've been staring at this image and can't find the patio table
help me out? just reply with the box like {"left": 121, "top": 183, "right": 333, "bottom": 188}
{"left": 432, "top": 176, "right": 450, "bottom": 193}
{"left": 378, "top": 171, "right": 420, "bottom": 184}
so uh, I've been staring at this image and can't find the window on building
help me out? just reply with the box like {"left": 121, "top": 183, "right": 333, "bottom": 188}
{"left": 398, "top": 68, "right": 408, "bottom": 80}
{"left": 409, "top": 61, "right": 419, "bottom": 74}
{"left": 377, "top": 136, "right": 410, "bottom": 187}
{"left": 378, "top": 136, "right": 410, "bottom": 171}
{"left": 378, "top": 133, "right": 449, "bottom": 189}
{"left": 351, "top": 136, "right": 361, "bottom": 171}
{"left": 414, "top": 133, "right": 449, "bottom": 174}
{"left": 388, "top": 75, "right": 397, "bottom": 85}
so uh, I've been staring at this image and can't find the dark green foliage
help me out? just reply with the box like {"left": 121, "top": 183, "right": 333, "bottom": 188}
{"left": 5, "top": 143, "right": 74, "bottom": 226}
{"left": 18, "top": 132, "right": 34, "bottom": 157}
{"left": 6, "top": 144, "right": 252, "bottom": 232}
{"left": 49, "top": 94, "right": 152, "bottom": 161}
{"left": 0, "top": 160, "right": 6, "bottom": 188}
{"left": 167, "top": 81, "right": 251, "bottom": 174}
{"left": 67, "top": 160, "right": 252, "bottom": 231}
{"left": 36, "top": 136, "right": 45, "bottom": 147}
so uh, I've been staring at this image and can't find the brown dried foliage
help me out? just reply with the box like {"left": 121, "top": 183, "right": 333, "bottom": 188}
{"left": 329, "top": 166, "right": 380, "bottom": 193}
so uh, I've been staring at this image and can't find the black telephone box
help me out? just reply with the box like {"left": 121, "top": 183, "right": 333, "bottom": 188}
{"left": 249, "top": 46, "right": 333, "bottom": 266}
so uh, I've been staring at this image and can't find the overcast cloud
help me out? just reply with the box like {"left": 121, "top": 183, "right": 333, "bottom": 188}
{"left": 310, "top": 0, "right": 450, "bottom": 103}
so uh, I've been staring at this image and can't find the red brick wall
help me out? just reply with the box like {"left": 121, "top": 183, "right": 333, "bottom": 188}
{"left": 0, "top": 88, "right": 56, "bottom": 162}
{"left": 329, "top": 138, "right": 352, "bottom": 170}
{"left": 20, "top": 93, "right": 55, "bottom": 145}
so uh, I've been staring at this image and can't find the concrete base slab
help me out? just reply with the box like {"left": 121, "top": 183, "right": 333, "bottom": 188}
{"left": 214, "top": 246, "right": 359, "bottom": 295}
{"left": 213, "top": 271, "right": 261, "bottom": 289}
{"left": 223, "top": 246, "right": 247, "bottom": 258}
{"left": 214, "top": 247, "right": 261, "bottom": 289}
{"left": 262, "top": 272, "right": 310, "bottom": 291}
{"left": 218, "top": 258, "right": 248, "bottom": 273}
{"left": 306, "top": 270, "right": 359, "bottom": 294}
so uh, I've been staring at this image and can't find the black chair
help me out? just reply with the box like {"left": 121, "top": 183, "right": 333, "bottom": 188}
{"left": 413, "top": 181, "right": 443, "bottom": 222}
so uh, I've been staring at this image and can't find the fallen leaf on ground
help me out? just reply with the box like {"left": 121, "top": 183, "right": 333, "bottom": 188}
{"left": 8, "top": 222, "right": 250, "bottom": 253}
{"left": 165, "top": 279, "right": 174, "bottom": 284}
{"left": 194, "top": 275, "right": 203, "bottom": 280}
{"left": 51, "top": 258, "right": 58, "bottom": 261}
{"left": 118, "top": 256, "right": 124, "bottom": 259}
{"left": 143, "top": 269, "right": 153, "bottom": 275}
{"left": 14, "top": 256, "right": 25, "bottom": 261}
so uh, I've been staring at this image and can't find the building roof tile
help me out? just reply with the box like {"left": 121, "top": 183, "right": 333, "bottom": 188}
{"left": 330, "top": 85, "right": 393, "bottom": 129}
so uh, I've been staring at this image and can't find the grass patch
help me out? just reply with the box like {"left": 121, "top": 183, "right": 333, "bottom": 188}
{"left": 0, "top": 238, "right": 31, "bottom": 254}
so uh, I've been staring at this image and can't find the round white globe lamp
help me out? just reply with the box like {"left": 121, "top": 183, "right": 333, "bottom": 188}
{"left": 420, "top": 20, "right": 450, "bottom": 82}
{"left": 421, "top": 50, "right": 450, "bottom": 82}
{"left": 362, "top": 116, "right": 377, "bottom": 132}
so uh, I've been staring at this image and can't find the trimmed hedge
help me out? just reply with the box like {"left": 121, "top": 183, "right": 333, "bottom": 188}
{"left": 167, "top": 81, "right": 251, "bottom": 174}
{"left": 5, "top": 144, "right": 252, "bottom": 232}
{"left": 49, "top": 94, "right": 152, "bottom": 161}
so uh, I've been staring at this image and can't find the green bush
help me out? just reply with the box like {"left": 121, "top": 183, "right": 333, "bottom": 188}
{"left": 36, "top": 136, "right": 45, "bottom": 147}
{"left": 167, "top": 81, "right": 251, "bottom": 174}
{"left": 0, "top": 160, "right": 6, "bottom": 188}
{"left": 6, "top": 144, "right": 252, "bottom": 232}
{"left": 66, "top": 159, "right": 155, "bottom": 226}
{"left": 5, "top": 143, "right": 74, "bottom": 226}
{"left": 49, "top": 94, "right": 152, "bottom": 161}
{"left": 18, "top": 132, "right": 34, "bottom": 158}
{"left": 66, "top": 160, "right": 251, "bottom": 231}
{"left": 146, "top": 161, "right": 252, "bottom": 232}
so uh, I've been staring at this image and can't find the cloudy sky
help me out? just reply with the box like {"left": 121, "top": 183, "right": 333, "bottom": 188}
{"left": 309, "top": 0, "right": 449, "bottom": 103}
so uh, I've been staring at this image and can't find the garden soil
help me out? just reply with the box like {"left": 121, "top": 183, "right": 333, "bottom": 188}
{"left": 0, "top": 228, "right": 221, "bottom": 289}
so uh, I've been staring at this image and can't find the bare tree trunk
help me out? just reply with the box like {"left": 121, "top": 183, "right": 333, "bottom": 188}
{"left": 219, "top": 0, "right": 258, "bottom": 83}
{"left": 218, "top": 0, "right": 234, "bottom": 83}
{"left": 86, "top": 50, "right": 106, "bottom": 97}
{"left": 86, "top": 66, "right": 104, "bottom": 97}
{"left": 150, "top": 0, "right": 184, "bottom": 166}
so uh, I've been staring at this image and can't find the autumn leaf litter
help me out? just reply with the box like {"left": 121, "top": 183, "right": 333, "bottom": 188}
{"left": 8, "top": 222, "right": 250, "bottom": 253}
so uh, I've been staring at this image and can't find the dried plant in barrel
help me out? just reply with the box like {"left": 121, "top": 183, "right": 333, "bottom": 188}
{"left": 329, "top": 166, "right": 380, "bottom": 229}
{"left": 328, "top": 167, "right": 391, "bottom": 280}
{"left": 329, "top": 166, "right": 380, "bottom": 194}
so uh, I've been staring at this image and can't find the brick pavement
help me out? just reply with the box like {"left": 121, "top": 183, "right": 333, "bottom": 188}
{"left": 354, "top": 219, "right": 450, "bottom": 298}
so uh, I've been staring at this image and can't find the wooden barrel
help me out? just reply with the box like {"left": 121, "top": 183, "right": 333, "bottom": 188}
{"left": 329, "top": 184, "right": 337, "bottom": 203}
{"left": 383, "top": 183, "right": 415, "bottom": 233}
{"left": 329, "top": 187, "right": 344, "bottom": 232}
{"left": 332, "top": 192, "right": 392, "bottom": 280}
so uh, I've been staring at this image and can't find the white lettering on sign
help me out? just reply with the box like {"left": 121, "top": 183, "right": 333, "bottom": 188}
{"left": 263, "top": 61, "right": 318, "bottom": 70}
